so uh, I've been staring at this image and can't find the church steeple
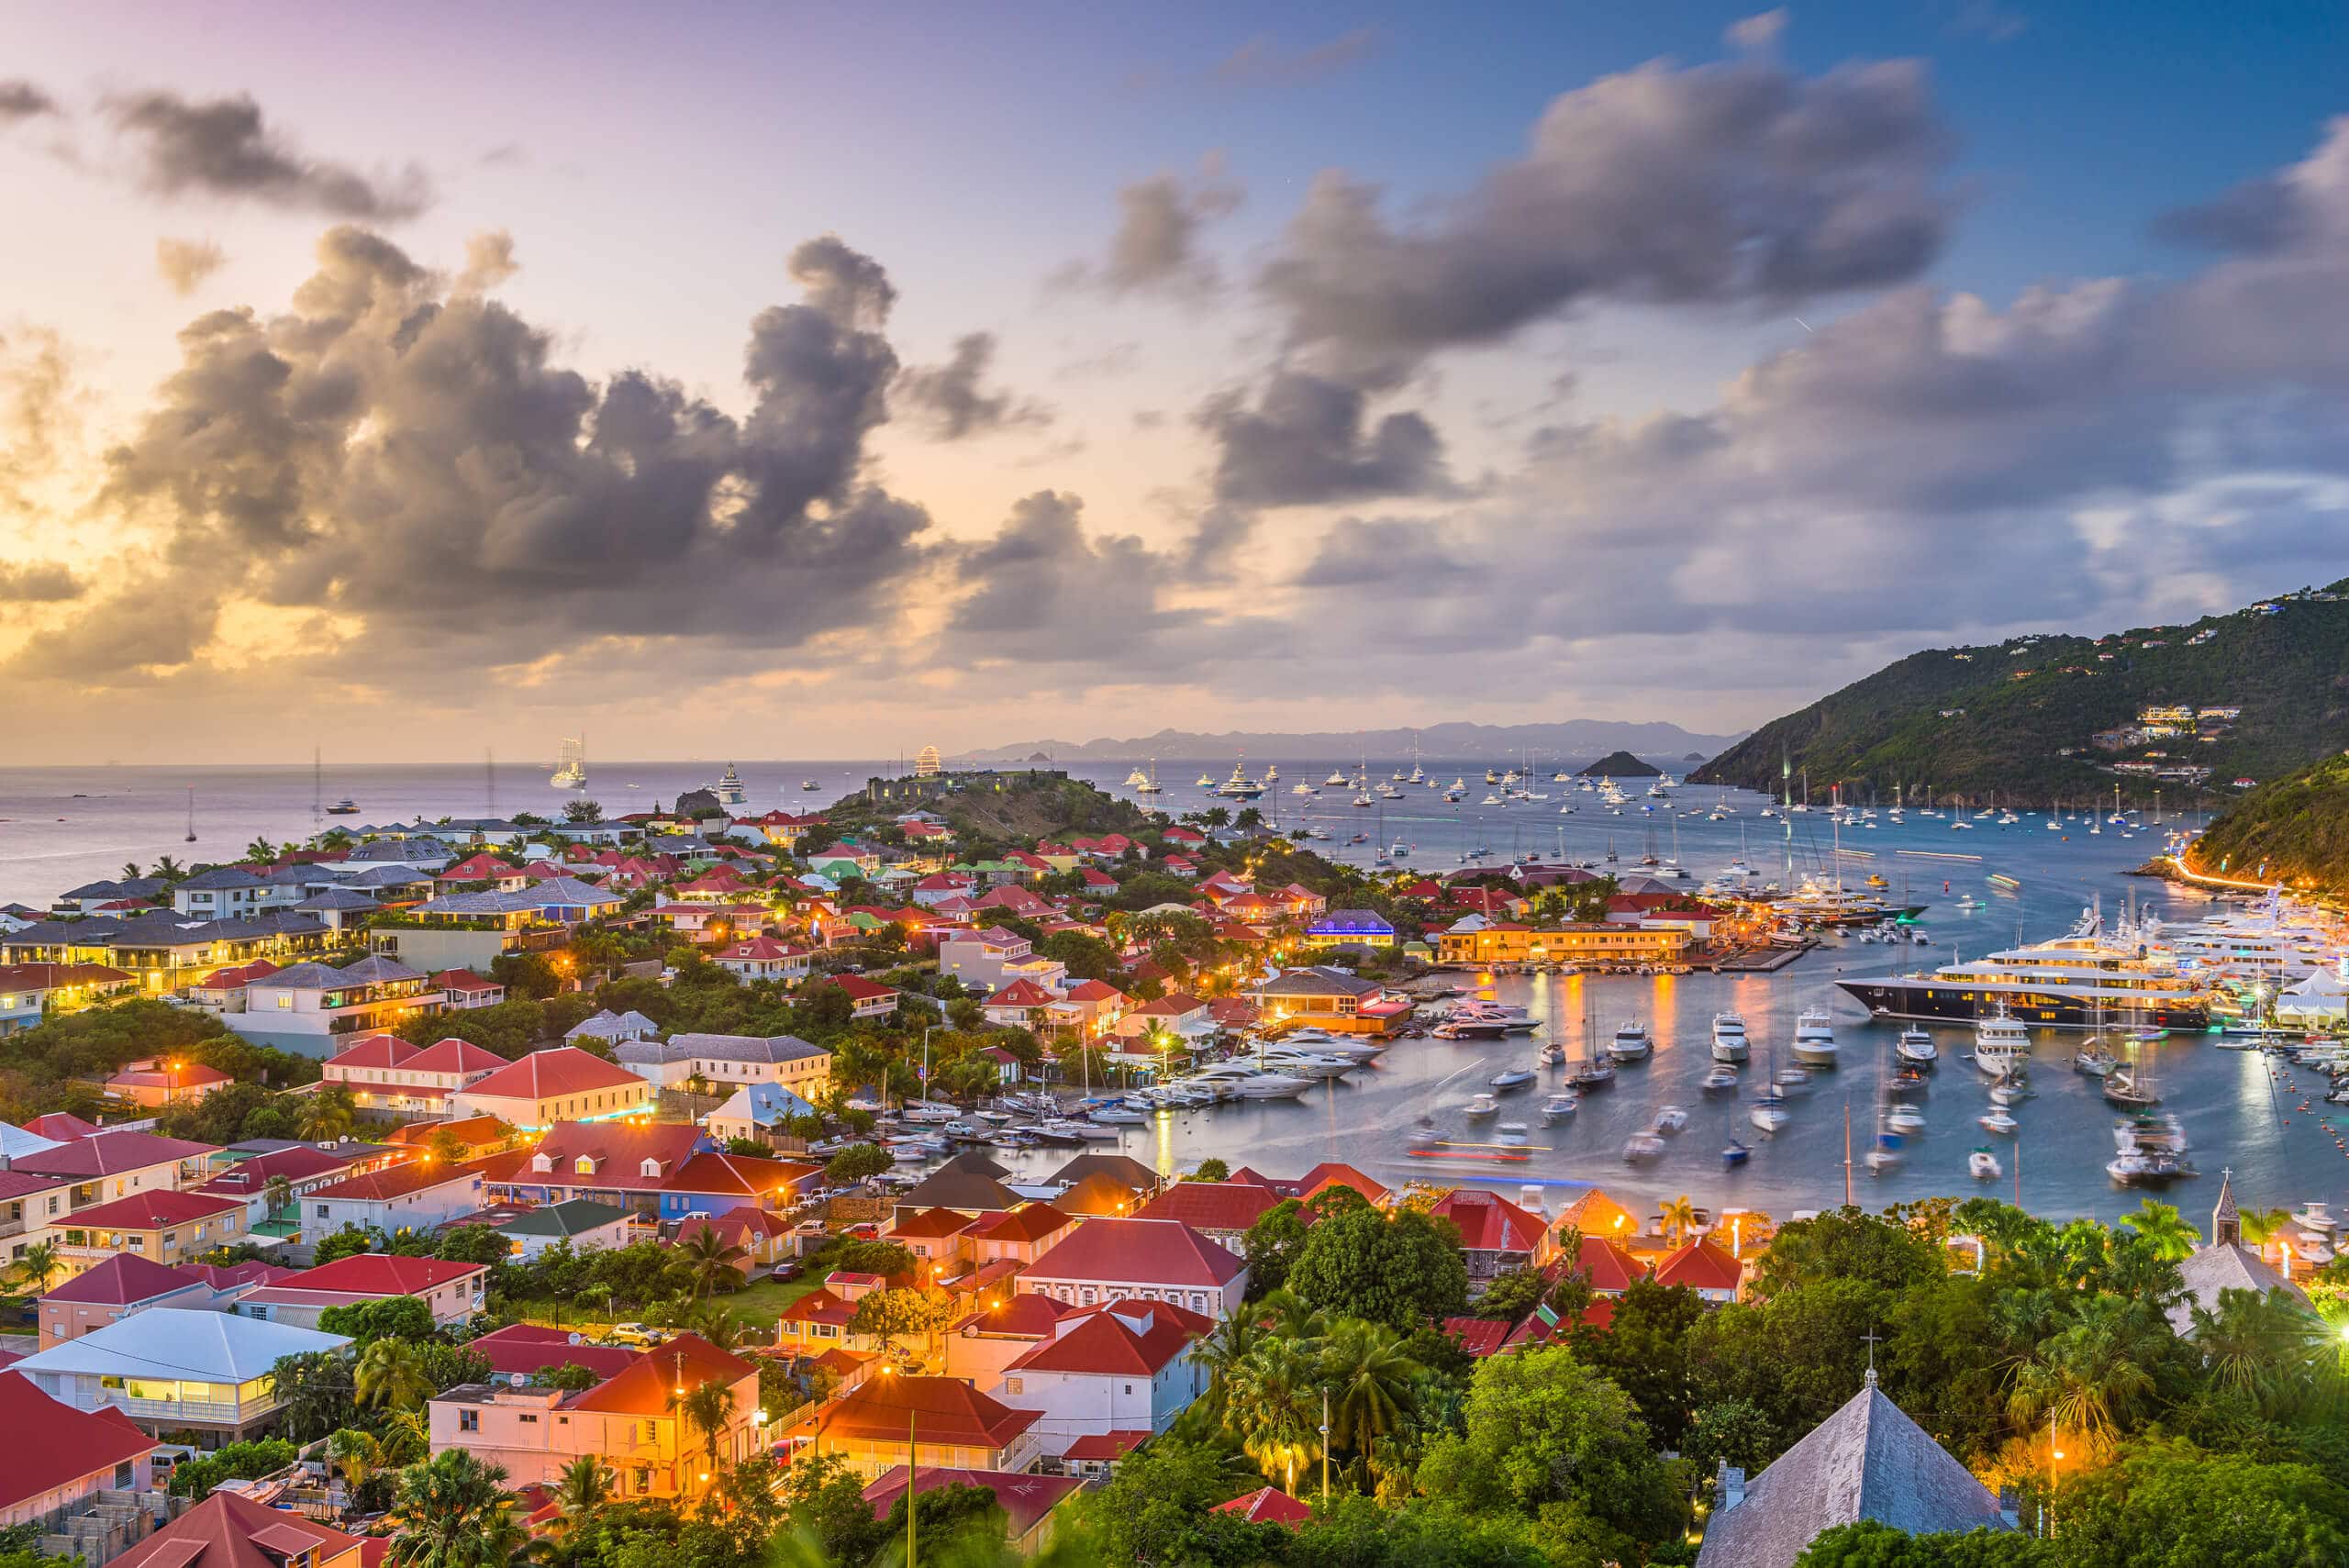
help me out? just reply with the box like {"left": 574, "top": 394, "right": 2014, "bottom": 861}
{"left": 2212, "top": 1166, "right": 2241, "bottom": 1247}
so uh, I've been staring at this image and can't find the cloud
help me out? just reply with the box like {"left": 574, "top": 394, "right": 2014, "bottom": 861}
{"left": 1197, "top": 369, "right": 1453, "bottom": 506}
{"left": 15, "top": 226, "right": 932, "bottom": 687}
{"left": 0, "top": 562, "right": 80, "bottom": 601}
{"left": 895, "top": 332, "right": 1054, "bottom": 440}
{"left": 0, "top": 80, "right": 58, "bottom": 123}
{"left": 1056, "top": 163, "right": 1242, "bottom": 299}
{"left": 154, "top": 236, "right": 228, "bottom": 295}
{"left": 106, "top": 90, "right": 431, "bottom": 218}
{"left": 786, "top": 235, "right": 897, "bottom": 328}
{"left": 1256, "top": 51, "right": 1954, "bottom": 384}
{"left": 1724, "top": 9, "right": 1788, "bottom": 52}
{"left": 1215, "top": 28, "right": 1378, "bottom": 86}
{"left": 2154, "top": 114, "right": 2349, "bottom": 255}
{"left": 455, "top": 229, "right": 519, "bottom": 293}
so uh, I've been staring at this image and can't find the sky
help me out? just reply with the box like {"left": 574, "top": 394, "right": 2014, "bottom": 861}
{"left": 4, "top": 0, "right": 2349, "bottom": 763}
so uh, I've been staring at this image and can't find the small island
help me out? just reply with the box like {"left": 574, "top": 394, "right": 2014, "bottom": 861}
{"left": 1577, "top": 750, "right": 1663, "bottom": 778}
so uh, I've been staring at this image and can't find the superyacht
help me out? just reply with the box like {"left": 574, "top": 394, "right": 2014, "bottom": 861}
{"left": 1837, "top": 905, "right": 2216, "bottom": 1029}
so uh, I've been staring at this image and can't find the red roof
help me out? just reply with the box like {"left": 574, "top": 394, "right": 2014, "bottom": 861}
{"left": 39, "top": 1253, "right": 202, "bottom": 1307}
{"left": 281, "top": 1253, "right": 487, "bottom": 1296}
{"left": 1135, "top": 1181, "right": 1282, "bottom": 1232}
{"left": 1576, "top": 1235, "right": 1649, "bottom": 1293}
{"left": 888, "top": 1207, "right": 978, "bottom": 1241}
{"left": 325, "top": 1034, "right": 420, "bottom": 1071}
{"left": 718, "top": 937, "right": 807, "bottom": 961}
{"left": 826, "top": 975, "right": 899, "bottom": 1003}
{"left": 404, "top": 1037, "right": 510, "bottom": 1074}
{"left": 0, "top": 1371, "right": 158, "bottom": 1512}
{"left": 106, "top": 1062, "right": 233, "bottom": 1092}
{"left": 953, "top": 1293, "right": 1071, "bottom": 1338}
{"left": 677, "top": 1208, "right": 791, "bottom": 1245}
{"left": 781, "top": 1286, "right": 857, "bottom": 1328}
{"left": 816, "top": 1375, "right": 1040, "bottom": 1449}
{"left": 469, "top": 1323, "right": 641, "bottom": 1382}
{"left": 306, "top": 1161, "right": 477, "bottom": 1204}
{"left": 1653, "top": 1236, "right": 1744, "bottom": 1292}
{"left": 1062, "top": 979, "right": 1125, "bottom": 1004}
{"left": 1296, "top": 1162, "right": 1387, "bottom": 1204}
{"left": 963, "top": 1203, "right": 1072, "bottom": 1245}
{"left": 195, "top": 959, "right": 280, "bottom": 990}
{"left": 21, "top": 1112, "right": 101, "bottom": 1141}
{"left": 14, "top": 1129, "right": 215, "bottom": 1178}
{"left": 571, "top": 1333, "right": 751, "bottom": 1416}
{"left": 1062, "top": 1429, "right": 1151, "bottom": 1462}
{"left": 1441, "top": 1316, "right": 1510, "bottom": 1357}
{"left": 1430, "top": 1189, "right": 1547, "bottom": 1254}
{"left": 461, "top": 1046, "right": 640, "bottom": 1102}
{"left": 107, "top": 1485, "right": 370, "bottom": 1568}
{"left": 1027, "top": 1218, "right": 1243, "bottom": 1288}
{"left": 67, "top": 1189, "right": 243, "bottom": 1229}
{"left": 863, "top": 1466, "right": 1081, "bottom": 1540}
{"left": 1213, "top": 1486, "right": 1313, "bottom": 1526}
{"left": 1007, "top": 1299, "right": 1209, "bottom": 1376}
{"left": 986, "top": 979, "right": 1057, "bottom": 1007}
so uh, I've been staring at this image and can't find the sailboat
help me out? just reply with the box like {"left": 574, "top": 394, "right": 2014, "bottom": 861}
{"left": 184, "top": 785, "right": 197, "bottom": 843}
{"left": 1134, "top": 760, "right": 1164, "bottom": 795}
{"left": 1572, "top": 992, "right": 1615, "bottom": 1090}
{"left": 550, "top": 737, "right": 588, "bottom": 792}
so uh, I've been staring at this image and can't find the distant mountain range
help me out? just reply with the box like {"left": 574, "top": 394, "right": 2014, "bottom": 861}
{"left": 1691, "top": 580, "right": 2349, "bottom": 806}
{"left": 962, "top": 720, "right": 1743, "bottom": 766}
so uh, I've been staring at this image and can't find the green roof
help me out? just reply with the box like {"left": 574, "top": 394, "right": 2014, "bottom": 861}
{"left": 496, "top": 1199, "right": 634, "bottom": 1238}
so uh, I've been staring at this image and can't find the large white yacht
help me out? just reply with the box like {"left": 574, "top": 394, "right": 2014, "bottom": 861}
{"left": 1838, "top": 906, "right": 2216, "bottom": 1029}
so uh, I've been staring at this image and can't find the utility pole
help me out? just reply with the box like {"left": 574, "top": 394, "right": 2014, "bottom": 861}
{"left": 1842, "top": 1102, "right": 1853, "bottom": 1207}
{"left": 1320, "top": 1388, "right": 1330, "bottom": 1505}
{"left": 2014, "top": 1135, "right": 2022, "bottom": 1211}
{"left": 907, "top": 1406, "right": 918, "bottom": 1568}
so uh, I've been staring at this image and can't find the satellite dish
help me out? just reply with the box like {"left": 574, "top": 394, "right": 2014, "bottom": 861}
{"left": 567, "top": 1332, "right": 584, "bottom": 1346}
{"left": 508, "top": 1372, "right": 529, "bottom": 1387}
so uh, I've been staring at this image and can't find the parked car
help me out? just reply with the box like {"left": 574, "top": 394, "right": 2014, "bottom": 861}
{"left": 605, "top": 1321, "right": 659, "bottom": 1347}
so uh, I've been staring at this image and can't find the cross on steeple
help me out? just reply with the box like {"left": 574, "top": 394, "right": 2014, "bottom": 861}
{"left": 1861, "top": 1326, "right": 1883, "bottom": 1390}
{"left": 2212, "top": 1165, "right": 2241, "bottom": 1247}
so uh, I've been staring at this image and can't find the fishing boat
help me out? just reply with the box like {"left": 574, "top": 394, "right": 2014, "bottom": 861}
{"left": 1710, "top": 1011, "right": 1750, "bottom": 1062}
{"left": 1896, "top": 1025, "right": 1938, "bottom": 1066}
{"left": 1789, "top": 1006, "right": 1839, "bottom": 1067}
{"left": 1608, "top": 1021, "right": 1653, "bottom": 1062}
{"left": 1969, "top": 1148, "right": 2004, "bottom": 1181}
{"left": 1488, "top": 1067, "right": 1536, "bottom": 1092}
{"left": 1541, "top": 1092, "right": 1578, "bottom": 1123}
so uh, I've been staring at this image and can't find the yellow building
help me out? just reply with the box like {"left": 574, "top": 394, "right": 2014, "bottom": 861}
{"left": 1435, "top": 922, "right": 1691, "bottom": 966}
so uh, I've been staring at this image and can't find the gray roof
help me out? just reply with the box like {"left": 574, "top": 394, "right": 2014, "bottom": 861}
{"left": 340, "top": 865, "right": 437, "bottom": 890}
{"left": 2167, "top": 1242, "right": 2314, "bottom": 1332}
{"left": 255, "top": 955, "right": 422, "bottom": 989}
{"left": 1049, "top": 1151, "right": 1158, "bottom": 1191}
{"left": 295, "top": 888, "right": 381, "bottom": 911}
{"left": 13, "top": 1307, "right": 348, "bottom": 1382}
{"left": 567, "top": 1009, "right": 661, "bottom": 1042}
{"left": 1695, "top": 1382, "right": 2009, "bottom": 1568}
{"left": 1256, "top": 965, "right": 1383, "bottom": 998}
{"left": 59, "top": 878, "right": 165, "bottom": 901}
{"left": 344, "top": 838, "right": 455, "bottom": 862}
{"left": 900, "top": 1168, "right": 1021, "bottom": 1211}
{"left": 105, "top": 911, "right": 326, "bottom": 948}
{"left": 175, "top": 867, "right": 262, "bottom": 891}
{"left": 339, "top": 954, "right": 424, "bottom": 984}
{"left": 617, "top": 1033, "right": 829, "bottom": 1066}
{"left": 496, "top": 1198, "right": 633, "bottom": 1238}
{"left": 1310, "top": 908, "right": 1395, "bottom": 930}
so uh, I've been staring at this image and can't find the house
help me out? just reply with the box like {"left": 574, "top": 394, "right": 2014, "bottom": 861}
{"left": 0, "top": 1370, "right": 156, "bottom": 1529}
{"left": 106, "top": 1486, "right": 373, "bottom": 1568}
{"left": 7, "top": 1126, "right": 218, "bottom": 1224}
{"left": 1301, "top": 909, "right": 1396, "bottom": 949}
{"left": 615, "top": 1033, "right": 831, "bottom": 1099}
{"left": 236, "top": 1253, "right": 489, "bottom": 1329}
{"left": 777, "top": 1284, "right": 885, "bottom": 1358}
{"left": 1020, "top": 1218, "right": 1247, "bottom": 1318}
{"left": 944, "top": 1294, "right": 1073, "bottom": 1386}
{"left": 382, "top": 1116, "right": 513, "bottom": 1162}
{"left": 893, "top": 1159, "right": 1024, "bottom": 1227}
{"left": 1112, "top": 992, "right": 1213, "bottom": 1044}
{"left": 434, "top": 969, "right": 508, "bottom": 1008}
{"left": 1695, "top": 1373, "right": 2012, "bottom": 1568}
{"left": 674, "top": 1207, "right": 795, "bottom": 1269}
{"left": 430, "top": 1333, "right": 760, "bottom": 1498}
{"left": 170, "top": 868, "right": 265, "bottom": 920}
{"left": 940, "top": 927, "right": 1065, "bottom": 995}
{"left": 470, "top": 1198, "right": 637, "bottom": 1259}
{"left": 1437, "top": 919, "right": 1692, "bottom": 967}
{"left": 323, "top": 1033, "right": 508, "bottom": 1118}
{"left": 54, "top": 1190, "right": 247, "bottom": 1273}
{"left": 822, "top": 975, "right": 901, "bottom": 1019}
{"left": 802, "top": 1374, "right": 1043, "bottom": 1478}
{"left": 37, "top": 1254, "right": 221, "bottom": 1348}
{"left": 228, "top": 955, "right": 443, "bottom": 1054}
{"left": 451, "top": 1046, "right": 655, "bottom": 1128}
{"left": 488, "top": 1120, "right": 818, "bottom": 1223}
{"left": 963, "top": 1204, "right": 1077, "bottom": 1269}
{"left": 1133, "top": 1182, "right": 1283, "bottom": 1247}
{"left": 306, "top": 1161, "right": 486, "bottom": 1237}
{"left": 0, "top": 962, "right": 138, "bottom": 1035}
{"left": 1425, "top": 1189, "right": 1554, "bottom": 1285}
{"left": 885, "top": 1206, "right": 978, "bottom": 1272}
{"left": 993, "top": 1298, "right": 1212, "bottom": 1458}
{"left": 983, "top": 978, "right": 1060, "bottom": 1029}
{"left": 566, "top": 1008, "right": 661, "bottom": 1046}
{"left": 1251, "top": 968, "right": 1413, "bottom": 1036}
{"left": 704, "top": 1082, "right": 820, "bottom": 1150}
{"left": 1041, "top": 978, "right": 1127, "bottom": 1040}
{"left": 712, "top": 937, "right": 814, "bottom": 984}
{"left": 466, "top": 1322, "right": 644, "bottom": 1385}
{"left": 11, "top": 1307, "right": 350, "bottom": 1439}
{"left": 862, "top": 1466, "right": 1082, "bottom": 1558}
{"left": 102, "top": 1058, "right": 234, "bottom": 1106}
{"left": 1652, "top": 1236, "right": 1747, "bottom": 1304}
{"left": 1214, "top": 1487, "right": 1314, "bottom": 1527}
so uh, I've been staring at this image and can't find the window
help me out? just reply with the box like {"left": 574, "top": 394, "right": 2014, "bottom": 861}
{"left": 518, "top": 1412, "right": 539, "bottom": 1425}
{"left": 1007, "top": 1378, "right": 1023, "bottom": 1395}
{"left": 1123, "top": 1384, "right": 1134, "bottom": 1396}
{"left": 459, "top": 1409, "right": 480, "bottom": 1432}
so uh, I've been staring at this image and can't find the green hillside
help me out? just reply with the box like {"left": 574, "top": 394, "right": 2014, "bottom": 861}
{"left": 1692, "top": 582, "right": 2349, "bottom": 806}
{"left": 2190, "top": 751, "right": 2349, "bottom": 889}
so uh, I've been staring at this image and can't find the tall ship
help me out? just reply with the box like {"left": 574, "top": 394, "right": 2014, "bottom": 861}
{"left": 714, "top": 763, "right": 747, "bottom": 808}
{"left": 550, "top": 737, "right": 588, "bottom": 792}
{"left": 1837, "top": 906, "right": 2216, "bottom": 1029}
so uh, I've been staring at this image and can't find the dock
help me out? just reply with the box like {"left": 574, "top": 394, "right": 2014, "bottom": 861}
{"left": 1703, "top": 942, "right": 1814, "bottom": 973}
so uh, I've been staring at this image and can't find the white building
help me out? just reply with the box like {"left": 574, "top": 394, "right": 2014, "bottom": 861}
{"left": 304, "top": 1162, "right": 485, "bottom": 1237}
{"left": 10, "top": 1308, "right": 349, "bottom": 1439}
{"left": 992, "top": 1299, "right": 1211, "bottom": 1459}
{"left": 1018, "top": 1218, "right": 1248, "bottom": 1318}
{"left": 613, "top": 1033, "right": 831, "bottom": 1098}
{"left": 229, "top": 957, "right": 444, "bottom": 1055}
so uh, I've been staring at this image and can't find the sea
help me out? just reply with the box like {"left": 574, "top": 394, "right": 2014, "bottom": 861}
{"left": 1, "top": 757, "right": 2331, "bottom": 1228}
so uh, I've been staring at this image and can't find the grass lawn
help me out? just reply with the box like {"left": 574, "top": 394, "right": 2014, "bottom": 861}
{"left": 505, "top": 1271, "right": 829, "bottom": 1340}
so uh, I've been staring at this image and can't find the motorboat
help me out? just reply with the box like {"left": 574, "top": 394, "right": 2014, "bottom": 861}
{"left": 1086, "top": 1106, "right": 1148, "bottom": 1126}
{"left": 1971, "top": 1007, "right": 2031, "bottom": 1077}
{"left": 1710, "top": 1012, "right": 1750, "bottom": 1063}
{"left": 1608, "top": 1021, "right": 1653, "bottom": 1062}
{"left": 1790, "top": 1006, "right": 1839, "bottom": 1067}
{"left": 1988, "top": 1080, "right": 2033, "bottom": 1107}
{"left": 1774, "top": 1065, "right": 1814, "bottom": 1095}
{"left": 1541, "top": 1092, "right": 1578, "bottom": 1122}
{"left": 1652, "top": 1105, "right": 1689, "bottom": 1134}
{"left": 1623, "top": 1131, "right": 1666, "bottom": 1162}
{"left": 1885, "top": 1105, "right": 1926, "bottom": 1136}
{"left": 1970, "top": 1148, "right": 2004, "bottom": 1181}
{"left": 1701, "top": 1064, "right": 1742, "bottom": 1093}
{"left": 2073, "top": 1041, "right": 2120, "bottom": 1077}
{"left": 1896, "top": 1026, "right": 1938, "bottom": 1066}
{"left": 1749, "top": 1094, "right": 1790, "bottom": 1134}
{"left": 1537, "top": 1040, "right": 1569, "bottom": 1068}
{"left": 1258, "top": 1051, "right": 1359, "bottom": 1080}
{"left": 1488, "top": 1067, "right": 1537, "bottom": 1091}
{"left": 1977, "top": 1107, "right": 2019, "bottom": 1135}
{"left": 1464, "top": 1093, "right": 1500, "bottom": 1118}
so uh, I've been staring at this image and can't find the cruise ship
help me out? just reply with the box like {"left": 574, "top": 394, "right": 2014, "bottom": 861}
{"left": 1837, "top": 910, "right": 2216, "bottom": 1029}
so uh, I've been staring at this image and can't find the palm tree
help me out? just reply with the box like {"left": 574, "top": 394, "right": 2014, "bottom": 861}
{"left": 549, "top": 1454, "right": 614, "bottom": 1534}
{"left": 1660, "top": 1195, "right": 1700, "bottom": 1249}
{"left": 2192, "top": 1285, "right": 2333, "bottom": 1415}
{"left": 676, "top": 1227, "right": 748, "bottom": 1298}
{"left": 2241, "top": 1207, "right": 2292, "bottom": 1249}
{"left": 1318, "top": 1318, "right": 1422, "bottom": 1457}
{"left": 149, "top": 856, "right": 185, "bottom": 882}
{"left": 684, "top": 1070, "right": 714, "bottom": 1101}
{"left": 301, "top": 1095, "right": 354, "bottom": 1144}
{"left": 16, "top": 1240, "right": 61, "bottom": 1293}
{"left": 680, "top": 1300, "right": 744, "bottom": 1351}
{"left": 1252, "top": 1287, "right": 1326, "bottom": 1341}
{"left": 672, "top": 1378, "right": 738, "bottom": 1477}
{"left": 245, "top": 837, "right": 279, "bottom": 863}
{"left": 120, "top": 862, "right": 143, "bottom": 881}
{"left": 378, "top": 1407, "right": 431, "bottom": 1466}
{"left": 384, "top": 1451, "right": 517, "bottom": 1568}
{"left": 1224, "top": 1338, "right": 1323, "bottom": 1492}
{"left": 358, "top": 1339, "right": 436, "bottom": 1410}
{"left": 1196, "top": 1313, "right": 1264, "bottom": 1422}
{"left": 2007, "top": 1296, "right": 2157, "bottom": 1454}
{"left": 2119, "top": 1199, "right": 2199, "bottom": 1262}
{"left": 327, "top": 1428, "right": 385, "bottom": 1489}
{"left": 263, "top": 1175, "right": 295, "bottom": 1219}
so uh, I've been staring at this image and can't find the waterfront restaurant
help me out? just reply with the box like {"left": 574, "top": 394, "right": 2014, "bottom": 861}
{"left": 1249, "top": 967, "right": 1415, "bottom": 1036}
{"left": 1434, "top": 919, "right": 1692, "bottom": 968}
